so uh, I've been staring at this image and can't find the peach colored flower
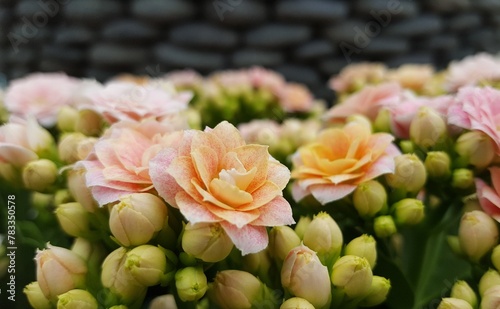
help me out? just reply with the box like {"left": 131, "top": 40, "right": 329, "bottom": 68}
{"left": 324, "top": 82, "right": 402, "bottom": 123}
{"left": 445, "top": 53, "right": 500, "bottom": 92}
{"left": 386, "top": 64, "right": 435, "bottom": 91}
{"left": 448, "top": 86, "right": 500, "bottom": 153}
{"left": 77, "top": 120, "right": 178, "bottom": 206}
{"left": 162, "top": 70, "right": 204, "bottom": 89}
{"left": 278, "top": 83, "right": 314, "bottom": 112}
{"left": 149, "top": 121, "right": 294, "bottom": 255}
{"left": 4, "top": 73, "right": 79, "bottom": 127}
{"left": 329, "top": 63, "right": 387, "bottom": 93}
{"left": 247, "top": 66, "right": 286, "bottom": 92}
{"left": 291, "top": 121, "right": 400, "bottom": 204}
{"left": 475, "top": 167, "right": 500, "bottom": 222}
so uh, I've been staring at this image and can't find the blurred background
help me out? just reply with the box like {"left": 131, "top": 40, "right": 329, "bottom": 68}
{"left": 1, "top": 0, "right": 500, "bottom": 102}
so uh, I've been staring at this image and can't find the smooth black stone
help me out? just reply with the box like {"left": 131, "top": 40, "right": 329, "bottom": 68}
{"left": 64, "top": 0, "right": 123, "bottom": 24}
{"left": 132, "top": 0, "right": 195, "bottom": 24}
{"left": 38, "top": 59, "right": 81, "bottom": 73}
{"left": 205, "top": 0, "right": 268, "bottom": 27}
{"left": 246, "top": 24, "right": 311, "bottom": 48}
{"left": 324, "top": 20, "right": 368, "bottom": 44}
{"left": 7, "top": 47, "right": 35, "bottom": 64}
{"left": 9, "top": 66, "right": 33, "bottom": 79}
{"left": 467, "top": 29, "right": 500, "bottom": 53}
{"left": 8, "top": 23, "right": 52, "bottom": 45}
{"left": 354, "top": 0, "right": 419, "bottom": 19}
{"left": 448, "top": 48, "right": 477, "bottom": 62}
{"left": 426, "top": 0, "right": 471, "bottom": 12}
{"left": 385, "top": 53, "right": 435, "bottom": 67}
{"left": 421, "top": 35, "right": 459, "bottom": 50}
{"left": 0, "top": 0, "right": 16, "bottom": 6}
{"left": 102, "top": 20, "right": 159, "bottom": 43}
{"left": 54, "top": 26, "right": 95, "bottom": 45}
{"left": 311, "top": 84, "right": 335, "bottom": 105}
{"left": 294, "top": 40, "right": 335, "bottom": 60}
{"left": 0, "top": 7, "right": 12, "bottom": 24}
{"left": 474, "top": 0, "right": 500, "bottom": 11}
{"left": 41, "top": 45, "right": 85, "bottom": 63}
{"left": 89, "top": 43, "right": 149, "bottom": 67}
{"left": 448, "top": 13, "right": 482, "bottom": 31}
{"left": 318, "top": 58, "right": 350, "bottom": 76}
{"left": 85, "top": 67, "right": 119, "bottom": 82}
{"left": 232, "top": 49, "right": 284, "bottom": 67}
{"left": 154, "top": 44, "right": 225, "bottom": 72}
{"left": 491, "top": 14, "right": 500, "bottom": 26}
{"left": 385, "top": 15, "right": 443, "bottom": 36}
{"left": 362, "top": 37, "right": 409, "bottom": 55}
{"left": 275, "top": 0, "right": 348, "bottom": 23}
{"left": 275, "top": 65, "right": 321, "bottom": 86}
{"left": 168, "top": 23, "right": 238, "bottom": 49}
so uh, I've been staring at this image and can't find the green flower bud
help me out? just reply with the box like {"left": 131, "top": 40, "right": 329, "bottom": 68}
{"left": 459, "top": 211, "right": 499, "bottom": 263}
{"left": 424, "top": 151, "right": 451, "bottom": 179}
{"left": 492, "top": 245, "right": 500, "bottom": 272}
{"left": 280, "top": 297, "right": 315, "bottom": 309}
{"left": 409, "top": 106, "right": 447, "bottom": 149}
{"left": 373, "top": 108, "right": 391, "bottom": 133}
{"left": 55, "top": 202, "right": 90, "bottom": 237}
{"left": 353, "top": 180, "right": 387, "bottom": 217}
{"left": 450, "top": 280, "right": 477, "bottom": 308}
{"left": 181, "top": 222, "right": 233, "bottom": 263}
{"left": 57, "top": 106, "right": 79, "bottom": 132}
{"left": 456, "top": 131, "right": 495, "bottom": 169}
{"left": 437, "top": 298, "right": 473, "bottom": 309}
{"left": 479, "top": 269, "right": 500, "bottom": 297}
{"left": 75, "top": 109, "right": 103, "bottom": 136}
{"left": 393, "top": 198, "right": 425, "bottom": 225}
{"left": 22, "top": 159, "right": 58, "bottom": 192}
{"left": 294, "top": 216, "right": 311, "bottom": 240}
{"left": 399, "top": 140, "right": 415, "bottom": 154}
{"left": 269, "top": 226, "right": 301, "bottom": 262}
{"left": 57, "top": 289, "right": 98, "bottom": 309}
{"left": 175, "top": 267, "right": 208, "bottom": 302}
{"left": 374, "top": 216, "right": 397, "bottom": 238}
{"left": 54, "top": 189, "right": 72, "bottom": 206}
{"left": 481, "top": 286, "right": 500, "bottom": 309}
{"left": 331, "top": 255, "right": 373, "bottom": 299}
{"left": 344, "top": 234, "right": 377, "bottom": 269}
{"left": 446, "top": 236, "right": 463, "bottom": 257}
{"left": 24, "top": 282, "right": 52, "bottom": 309}
{"left": 303, "top": 212, "right": 343, "bottom": 264}
{"left": 242, "top": 248, "right": 272, "bottom": 282}
{"left": 452, "top": 169, "right": 474, "bottom": 189}
{"left": 125, "top": 245, "right": 167, "bottom": 287}
{"left": 358, "top": 276, "right": 391, "bottom": 307}
{"left": 209, "top": 270, "right": 267, "bottom": 309}
{"left": 386, "top": 154, "right": 427, "bottom": 193}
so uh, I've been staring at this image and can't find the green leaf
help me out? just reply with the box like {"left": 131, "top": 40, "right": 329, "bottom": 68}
{"left": 376, "top": 254, "right": 415, "bottom": 309}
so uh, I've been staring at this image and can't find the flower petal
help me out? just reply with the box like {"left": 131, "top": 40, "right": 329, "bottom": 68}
{"left": 149, "top": 147, "right": 183, "bottom": 208}
{"left": 211, "top": 121, "right": 246, "bottom": 151}
{"left": 292, "top": 181, "right": 310, "bottom": 202}
{"left": 232, "top": 144, "right": 269, "bottom": 193}
{"left": 220, "top": 222, "right": 268, "bottom": 255}
{"left": 251, "top": 196, "right": 295, "bottom": 226}
{"left": 176, "top": 191, "right": 221, "bottom": 224}
{"left": 310, "top": 183, "right": 357, "bottom": 205}
{"left": 206, "top": 203, "right": 260, "bottom": 228}
{"left": 267, "top": 159, "right": 291, "bottom": 190}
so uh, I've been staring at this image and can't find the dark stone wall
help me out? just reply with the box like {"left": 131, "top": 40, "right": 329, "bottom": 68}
{"left": 1, "top": 0, "right": 500, "bottom": 100}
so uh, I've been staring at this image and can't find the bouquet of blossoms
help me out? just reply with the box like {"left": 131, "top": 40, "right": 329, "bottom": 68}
{"left": 1, "top": 53, "right": 500, "bottom": 309}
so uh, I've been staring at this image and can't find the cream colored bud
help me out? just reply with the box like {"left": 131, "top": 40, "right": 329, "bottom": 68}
{"left": 452, "top": 169, "right": 474, "bottom": 189}
{"left": 393, "top": 198, "right": 425, "bottom": 225}
{"left": 437, "top": 298, "right": 473, "bottom": 309}
{"left": 450, "top": 280, "right": 477, "bottom": 308}
{"left": 346, "top": 114, "right": 373, "bottom": 132}
{"left": 57, "top": 289, "right": 98, "bottom": 309}
{"left": 110, "top": 193, "right": 168, "bottom": 247}
{"left": 22, "top": 159, "right": 58, "bottom": 192}
{"left": 55, "top": 202, "right": 90, "bottom": 237}
{"left": 492, "top": 245, "right": 500, "bottom": 272}
{"left": 36, "top": 244, "right": 88, "bottom": 300}
{"left": 242, "top": 248, "right": 272, "bottom": 281}
{"left": 481, "top": 286, "right": 500, "bottom": 309}
{"left": 67, "top": 167, "right": 98, "bottom": 212}
{"left": 181, "top": 222, "right": 233, "bottom": 263}
{"left": 456, "top": 131, "right": 495, "bottom": 169}
{"left": 386, "top": 154, "right": 427, "bottom": 193}
{"left": 374, "top": 216, "right": 397, "bottom": 238}
{"left": 75, "top": 137, "right": 97, "bottom": 161}
{"left": 175, "top": 267, "right": 208, "bottom": 302}
{"left": 269, "top": 226, "right": 301, "bottom": 262}
{"left": 479, "top": 269, "right": 500, "bottom": 297}
{"left": 345, "top": 234, "right": 377, "bottom": 269}
{"left": 125, "top": 245, "right": 167, "bottom": 287}
{"left": 209, "top": 270, "right": 263, "bottom": 309}
{"left": 54, "top": 189, "right": 72, "bottom": 206}
{"left": 294, "top": 216, "right": 311, "bottom": 240}
{"left": 70, "top": 238, "right": 105, "bottom": 266}
{"left": 281, "top": 245, "right": 331, "bottom": 309}
{"left": 58, "top": 133, "right": 87, "bottom": 163}
{"left": 409, "top": 106, "right": 447, "bottom": 149}
{"left": 353, "top": 180, "right": 387, "bottom": 217}
{"left": 424, "top": 151, "right": 451, "bottom": 179}
{"left": 459, "top": 211, "right": 499, "bottom": 263}
{"left": 331, "top": 255, "right": 373, "bottom": 299}
{"left": 149, "top": 294, "right": 178, "bottom": 309}
{"left": 57, "top": 106, "right": 79, "bottom": 132}
{"left": 24, "top": 282, "right": 52, "bottom": 309}
{"left": 75, "top": 109, "right": 103, "bottom": 136}
{"left": 303, "top": 212, "right": 343, "bottom": 263}
{"left": 280, "top": 297, "right": 315, "bottom": 309}
{"left": 358, "top": 276, "right": 391, "bottom": 307}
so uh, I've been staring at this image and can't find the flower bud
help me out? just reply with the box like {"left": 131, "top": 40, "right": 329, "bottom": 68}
{"left": 269, "top": 226, "right": 301, "bottom": 262}
{"left": 175, "top": 267, "right": 208, "bottom": 302}
{"left": 446, "top": 236, "right": 463, "bottom": 257}
{"left": 481, "top": 286, "right": 500, "bottom": 309}
{"left": 399, "top": 140, "right": 415, "bottom": 154}
{"left": 24, "top": 282, "right": 52, "bottom": 309}
{"left": 344, "top": 234, "right": 377, "bottom": 269}
{"left": 353, "top": 180, "right": 387, "bottom": 217}
{"left": 57, "top": 289, "right": 98, "bottom": 309}
{"left": 331, "top": 255, "right": 373, "bottom": 299}
{"left": 303, "top": 212, "right": 343, "bottom": 264}
{"left": 492, "top": 245, "right": 500, "bottom": 272}
{"left": 459, "top": 211, "right": 499, "bottom": 262}
{"left": 425, "top": 151, "right": 451, "bottom": 179}
{"left": 75, "top": 109, "right": 103, "bottom": 136}
{"left": 109, "top": 193, "right": 168, "bottom": 247}
{"left": 57, "top": 133, "right": 87, "bottom": 163}
{"left": 386, "top": 154, "right": 427, "bottom": 193}
{"left": 450, "top": 280, "right": 477, "bottom": 308}
{"left": 55, "top": 202, "right": 90, "bottom": 237}
{"left": 36, "top": 244, "right": 88, "bottom": 300}
{"left": 22, "top": 159, "right": 58, "bottom": 192}
{"left": 125, "top": 245, "right": 167, "bottom": 287}
{"left": 54, "top": 189, "right": 72, "bottom": 206}
{"left": 358, "top": 276, "right": 391, "bottom": 307}
{"left": 479, "top": 269, "right": 500, "bottom": 297}
{"left": 393, "top": 198, "right": 425, "bottom": 225}
{"left": 280, "top": 297, "right": 315, "bottom": 309}
{"left": 181, "top": 222, "right": 233, "bottom": 263}
{"left": 452, "top": 169, "right": 474, "bottom": 189}
{"left": 27, "top": 116, "right": 57, "bottom": 157}
{"left": 67, "top": 167, "right": 98, "bottom": 212}
{"left": 294, "top": 216, "right": 311, "bottom": 240}
{"left": 374, "top": 216, "right": 397, "bottom": 238}
{"left": 281, "top": 245, "right": 331, "bottom": 309}
{"left": 456, "top": 131, "right": 495, "bottom": 169}
{"left": 409, "top": 106, "right": 447, "bottom": 149}
{"left": 149, "top": 295, "right": 178, "bottom": 309}
{"left": 209, "top": 270, "right": 265, "bottom": 309}
{"left": 374, "top": 108, "right": 391, "bottom": 133}
{"left": 70, "top": 238, "right": 106, "bottom": 267}
{"left": 437, "top": 298, "right": 473, "bottom": 309}
{"left": 57, "top": 106, "right": 79, "bottom": 132}
{"left": 242, "top": 248, "right": 272, "bottom": 283}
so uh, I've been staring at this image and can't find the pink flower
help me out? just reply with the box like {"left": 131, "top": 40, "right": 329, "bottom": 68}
{"left": 84, "top": 81, "right": 191, "bottom": 124}
{"left": 448, "top": 86, "right": 500, "bottom": 153}
{"left": 4, "top": 73, "right": 79, "bottom": 127}
{"left": 162, "top": 70, "right": 204, "bottom": 89}
{"left": 150, "top": 121, "right": 294, "bottom": 255}
{"left": 445, "top": 53, "right": 500, "bottom": 92}
{"left": 475, "top": 167, "right": 500, "bottom": 222}
{"left": 278, "top": 83, "right": 314, "bottom": 112}
{"left": 329, "top": 62, "right": 387, "bottom": 93}
{"left": 291, "top": 121, "right": 400, "bottom": 204}
{"left": 247, "top": 66, "right": 286, "bottom": 92}
{"left": 77, "top": 120, "right": 178, "bottom": 206}
{"left": 324, "top": 82, "right": 402, "bottom": 123}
